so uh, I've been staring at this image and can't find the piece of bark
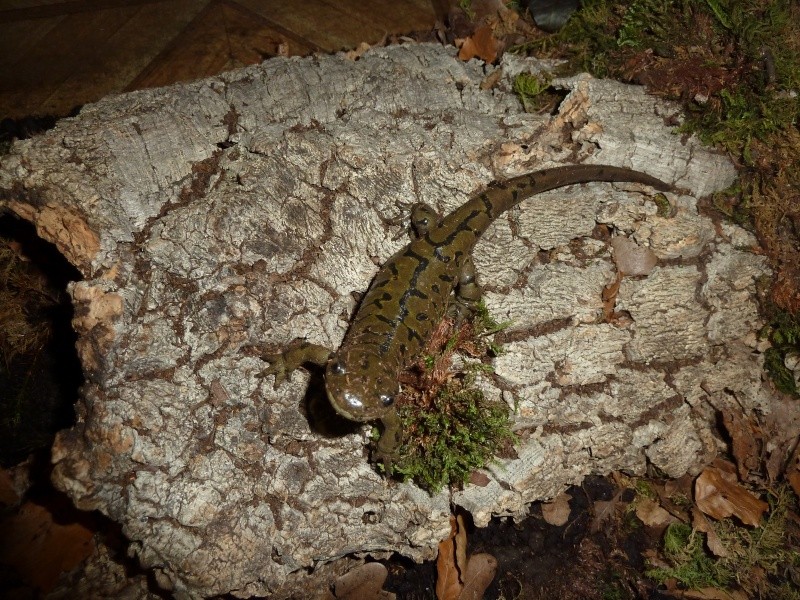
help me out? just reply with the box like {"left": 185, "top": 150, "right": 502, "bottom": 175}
{"left": 0, "top": 44, "right": 783, "bottom": 597}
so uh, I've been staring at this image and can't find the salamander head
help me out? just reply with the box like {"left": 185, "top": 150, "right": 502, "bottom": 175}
{"left": 324, "top": 346, "right": 398, "bottom": 422}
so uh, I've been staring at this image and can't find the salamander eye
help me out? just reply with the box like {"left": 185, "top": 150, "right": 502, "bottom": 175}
{"left": 330, "top": 362, "right": 346, "bottom": 375}
{"left": 379, "top": 394, "right": 394, "bottom": 407}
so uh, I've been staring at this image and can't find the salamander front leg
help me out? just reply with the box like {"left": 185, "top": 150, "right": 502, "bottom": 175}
{"left": 409, "top": 203, "right": 439, "bottom": 238}
{"left": 258, "top": 339, "right": 333, "bottom": 388}
{"left": 449, "top": 256, "right": 482, "bottom": 323}
{"left": 375, "top": 409, "right": 402, "bottom": 470}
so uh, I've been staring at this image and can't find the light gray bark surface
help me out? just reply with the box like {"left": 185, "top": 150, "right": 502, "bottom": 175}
{"left": 0, "top": 44, "right": 776, "bottom": 598}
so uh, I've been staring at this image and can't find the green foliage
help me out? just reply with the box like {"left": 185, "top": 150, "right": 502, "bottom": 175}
{"left": 761, "top": 308, "right": 800, "bottom": 395}
{"left": 617, "top": 0, "right": 679, "bottom": 52}
{"left": 472, "top": 299, "right": 511, "bottom": 355}
{"left": 391, "top": 373, "right": 516, "bottom": 492}
{"left": 646, "top": 523, "right": 733, "bottom": 588}
{"left": 647, "top": 486, "right": 800, "bottom": 597}
{"left": 389, "top": 304, "right": 515, "bottom": 492}
{"left": 459, "top": 0, "right": 475, "bottom": 21}
{"left": 512, "top": 73, "right": 553, "bottom": 112}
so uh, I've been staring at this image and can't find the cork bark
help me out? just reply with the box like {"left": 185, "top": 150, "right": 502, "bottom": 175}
{"left": 0, "top": 44, "right": 776, "bottom": 598}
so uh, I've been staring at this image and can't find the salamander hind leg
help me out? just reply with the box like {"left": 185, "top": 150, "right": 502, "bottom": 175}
{"left": 258, "top": 339, "right": 333, "bottom": 389}
{"left": 448, "top": 256, "right": 482, "bottom": 323}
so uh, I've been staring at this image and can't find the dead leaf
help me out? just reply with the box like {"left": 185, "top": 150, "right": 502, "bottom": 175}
{"left": 0, "top": 500, "right": 95, "bottom": 591}
{"left": 436, "top": 515, "right": 466, "bottom": 600}
{"left": 635, "top": 498, "right": 676, "bottom": 529}
{"left": 591, "top": 489, "right": 624, "bottom": 533}
{"left": 663, "top": 586, "right": 748, "bottom": 599}
{"left": 694, "top": 467, "right": 768, "bottom": 526}
{"left": 721, "top": 408, "right": 760, "bottom": 480}
{"left": 459, "top": 553, "right": 497, "bottom": 600}
{"left": 691, "top": 508, "right": 730, "bottom": 558}
{"left": 788, "top": 469, "right": 800, "bottom": 498}
{"left": 541, "top": 493, "right": 571, "bottom": 526}
{"left": 332, "top": 562, "right": 394, "bottom": 600}
{"left": 479, "top": 68, "right": 503, "bottom": 90}
{"left": 457, "top": 26, "right": 500, "bottom": 63}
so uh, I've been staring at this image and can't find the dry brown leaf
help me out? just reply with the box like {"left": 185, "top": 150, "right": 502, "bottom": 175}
{"left": 344, "top": 42, "right": 373, "bottom": 61}
{"left": 454, "top": 514, "right": 468, "bottom": 579}
{"left": 691, "top": 508, "right": 730, "bottom": 558}
{"left": 456, "top": 26, "right": 500, "bottom": 63}
{"left": 436, "top": 515, "right": 469, "bottom": 600}
{"left": 591, "top": 489, "right": 624, "bottom": 533}
{"left": 332, "top": 562, "right": 394, "bottom": 600}
{"left": 663, "top": 586, "right": 748, "bottom": 599}
{"left": 436, "top": 516, "right": 462, "bottom": 600}
{"left": 635, "top": 498, "right": 676, "bottom": 528}
{"left": 721, "top": 408, "right": 760, "bottom": 480}
{"left": 0, "top": 500, "right": 95, "bottom": 591}
{"left": 541, "top": 493, "right": 571, "bottom": 526}
{"left": 694, "top": 467, "right": 768, "bottom": 526}
{"left": 788, "top": 469, "right": 800, "bottom": 498}
{"left": 458, "top": 553, "right": 497, "bottom": 600}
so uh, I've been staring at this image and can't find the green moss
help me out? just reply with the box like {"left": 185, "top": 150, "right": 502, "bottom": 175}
{"left": 646, "top": 522, "right": 733, "bottom": 588}
{"left": 512, "top": 72, "right": 554, "bottom": 113}
{"left": 647, "top": 486, "right": 800, "bottom": 597}
{"left": 761, "top": 308, "right": 800, "bottom": 395}
{"left": 387, "top": 303, "right": 515, "bottom": 492}
{"left": 391, "top": 372, "right": 516, "bottom": 492}
{"left": 652, "top": 193, "right": 672, "bottom": 218}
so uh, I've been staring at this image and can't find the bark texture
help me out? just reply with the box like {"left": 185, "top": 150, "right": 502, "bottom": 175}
{"left": 0, "top": 44, "right": 776, "bottom": 598}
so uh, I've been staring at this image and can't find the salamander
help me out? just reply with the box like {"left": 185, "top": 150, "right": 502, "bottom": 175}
{"left": 261, "top": 164, "right": 670, "bottom": 461}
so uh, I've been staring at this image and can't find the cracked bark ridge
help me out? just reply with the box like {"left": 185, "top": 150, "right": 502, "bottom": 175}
{"left": 0, "top": 44, "right": 779, "bottom": 597}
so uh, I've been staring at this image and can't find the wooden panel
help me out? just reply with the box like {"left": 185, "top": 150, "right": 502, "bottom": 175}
{"left": 0, "top": 0, "right": 208, "bottom": 117}
{"left": 0, "top": 0, "right": 445, "bottom": 119}
{"left": 0, "top": 17, "right": 64, "bottom": 77}
{"left": 0, "top": 0, "right": 169, "bottom": 22}
{"left": 319, "top": 0, "right": 438, "bottom": 34}
{"left": 45, "top": 0, "right": 211, "bottom": 106}
{"left": 234, "top": 0, "right": 388, "bottom": 51}
{"left": 129, "top": 1, "right": 315, "bottom": 90}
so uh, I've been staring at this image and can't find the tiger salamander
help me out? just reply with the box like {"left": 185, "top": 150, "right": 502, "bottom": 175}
{"left": 261, "top": 164, "right": 670, "bottom": 461}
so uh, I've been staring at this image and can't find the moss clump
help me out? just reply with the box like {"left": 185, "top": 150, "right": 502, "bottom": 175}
{"left": 647, "top": 486, "right": 800, "bottom": 597}
{"left": 647, "top": 522, "right": 733, "bottom": 589}
{"left": 513, "top": 72, "right": 558, "bottom": 113}
{"left": 761, "top": 307, "right": 800, "bottom": 395}
{"left": 386, "top": 303, "right": 515, "bottom": 492}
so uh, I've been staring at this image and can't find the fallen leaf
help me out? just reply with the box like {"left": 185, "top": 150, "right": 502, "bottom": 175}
{"left": 721, "top": 408, "right": 760, "bottom": 480}
{"left": 459, "top": 553, "right": 497, "bottom": 600}
{"left": 694, "top": 467, "right": 768, "bottom": 526}
{"left": 541, "top": 493, "right": 571, "bottom": 526}
{"left": 468, "top": 471, "right": 491, "bottom": 487}
{"left": 663, "top": 586, "right": 748, "bottom": 599}
{"left": 332, "top": 562, "right": 394, "bottom": 600}
{"left": 591, "top": 489, "right": 624, "bottom": 533}
{"left": 436, "top": 516, "right": 465, "bottom": 600}
{"left": 635, "top": 498, "right": 676, "bottom": 529}
{"left": 691, "top": 508, "right": 730, "bottom": 558}
{"left": 788, "top": 469, "right": 800, "bottom": 498}
{"left": 457, "top": 26, "right": 500, "bottom": 63}
{"left": 0, "top": 500, "right": 95, "bottom": 591}
{"left": 344, "top": 42, "right": 373, "bottom": 61}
